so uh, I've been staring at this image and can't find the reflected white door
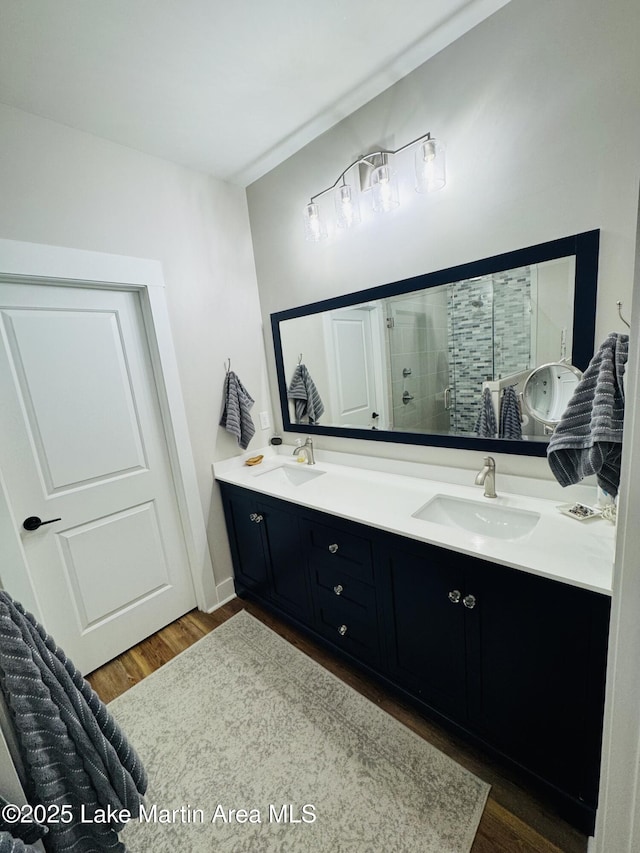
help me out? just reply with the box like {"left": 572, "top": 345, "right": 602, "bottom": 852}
{"left": 0, "top": 281, "right": 196, "bottom": 674}
{"left": 325, "top": 307, "right": 385, "bottom": 428}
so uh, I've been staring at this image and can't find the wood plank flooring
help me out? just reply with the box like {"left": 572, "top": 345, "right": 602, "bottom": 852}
{"left": 87, "top": 600, "right": 588, "bottom": 853}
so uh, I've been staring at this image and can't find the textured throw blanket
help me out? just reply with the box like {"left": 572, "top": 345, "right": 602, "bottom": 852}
{"left": 287, "top": 364, "right": 325, "bottom": 424}
{"left": 547, "top": 333, "right": 629, "bottom": 496}
{"left": 219, "top": 370, "right": 256, "bottom": 449}
{"left": 475, "top": 387, "right": 497, "bottom": 438}
{"left": 0, "top": 592, "right": 147, "bottom": 853}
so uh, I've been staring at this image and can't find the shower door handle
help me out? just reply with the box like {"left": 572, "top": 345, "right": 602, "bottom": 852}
{"left": 444, "top": 387, "right": 451, "bottom": 409}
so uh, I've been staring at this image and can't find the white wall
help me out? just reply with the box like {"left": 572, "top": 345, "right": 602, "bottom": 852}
{"left": 247, "top": 0, "right": 640, "bottom": 481}
{"left": 0, "top": 103, "right": 271, "bottom": 593}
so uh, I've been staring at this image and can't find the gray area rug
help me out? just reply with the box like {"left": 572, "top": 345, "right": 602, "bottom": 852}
{"left": 109, "top": 610, "right": 489, "bottom": 852}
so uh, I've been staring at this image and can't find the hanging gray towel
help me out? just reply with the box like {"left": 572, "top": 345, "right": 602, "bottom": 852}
{"left": 0, "top": 591, "right": 147, "bottom": 853}
{"left": 219, "top": 370, "right": 256, "bottom": 449}
{"left": 547, "top": 332, "right": 629, "bottom": 496}
{"left": 475, "top": 387, "right": 497, "bottom": 437}
{"left": 0, "top": 831, "right": 40, "bottom": 853}
{"left": 0, "top": 792, "right": 46, "bottom": 848}
{"left": 287, "top": 364, "right": 325, "bottom": 424}
{"left": 499, "top": 385, "right": 522, "bottom": 440}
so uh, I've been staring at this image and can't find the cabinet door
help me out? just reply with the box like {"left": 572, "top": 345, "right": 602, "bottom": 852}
{"left": 465, "top": 560, "right": 610, "bottom": 807}
{"left": 221, "top": 488, "right": 269, "bottom": 594}
{"left": 261, "top": 501, "right": 311, "bottom": 620}
{"left": 381, "top": 540, "right": 467, "bottom": 719}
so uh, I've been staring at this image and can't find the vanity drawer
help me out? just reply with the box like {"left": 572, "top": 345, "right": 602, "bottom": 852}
{"left": 315, "top": 587, "right": 380, "bottom": 665}
{"left": 310, "top": 562, "right": 376, "bottom": 615}
{"left": 302, "top": 519, "right": 373, "bottom": 582}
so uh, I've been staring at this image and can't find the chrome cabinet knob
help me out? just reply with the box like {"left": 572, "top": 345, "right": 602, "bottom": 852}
{"left": 249, "top": 513, "right": 263, "bottom": 523}
{"left": 463, "top": 594, "right": 477, "bottom": 609}
{"left": 333, "top": 584, "right": 344, "bottom": 596}
{"left": 328, "top": 543, "right": 339, "bottom": 554}
{"left": 338, "top": 624, "right": 348, "bottom": 636}
{"left": 448, "top": 589, "right": 461, "bottom": 604}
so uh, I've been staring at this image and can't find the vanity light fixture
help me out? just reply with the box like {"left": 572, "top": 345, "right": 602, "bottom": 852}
{"left": 302, "top": 132, "right": 445, "bottom": 241}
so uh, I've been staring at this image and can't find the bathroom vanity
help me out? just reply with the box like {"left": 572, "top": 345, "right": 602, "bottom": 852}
{"left": 215, "top": 449, "right": 613, "bottom": 834}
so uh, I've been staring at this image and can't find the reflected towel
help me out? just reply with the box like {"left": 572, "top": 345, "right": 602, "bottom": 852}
{"left": 547, "top": 333, "right": 628, "bottom": 496}
{"left": 475, "top": 387, "right": 497, "bottom": 438}
{"left": 219, "top": 370, "right": 256, "bottom": 449}
{"left": 499, "top": 385, "right": 522, "bottom": 440}
{"left": 287, "top": 364, "right": 325, "bottom": 424}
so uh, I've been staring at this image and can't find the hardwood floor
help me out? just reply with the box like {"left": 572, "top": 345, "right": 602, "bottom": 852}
{"left": 87, "top": 600, "right": 588, "bottom": 853}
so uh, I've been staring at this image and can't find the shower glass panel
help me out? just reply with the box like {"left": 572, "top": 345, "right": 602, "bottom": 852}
{"left": 386, "top": 288, "right": 451, "bottom": 433}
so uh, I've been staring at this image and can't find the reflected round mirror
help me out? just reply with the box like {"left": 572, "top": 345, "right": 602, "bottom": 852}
{"left": 521, "top": 362, "right": 583, "bottom": 426}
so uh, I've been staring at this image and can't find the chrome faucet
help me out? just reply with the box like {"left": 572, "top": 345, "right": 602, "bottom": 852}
{"left": 292, "top": 436, "right": 315, "bottom": 465}
{"left": 475, "top": 456, "right": 497, "bottom": 498}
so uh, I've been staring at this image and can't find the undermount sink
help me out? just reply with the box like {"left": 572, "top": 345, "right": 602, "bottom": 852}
{"left": 253, "top": 462, "right": 326, "bottom": 487}
{"left": 412, "top": 494, "right": 540, "bottom": 540}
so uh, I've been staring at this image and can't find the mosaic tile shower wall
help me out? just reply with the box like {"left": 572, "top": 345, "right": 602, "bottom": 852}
{"left": 447, "top": 268, "right": 533, "bottom": 434}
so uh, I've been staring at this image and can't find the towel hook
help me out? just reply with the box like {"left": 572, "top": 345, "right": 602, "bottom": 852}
{"left": 298, "top": 353, "right": 303, "bottom": 365}
{"left": 224, "top": 358, "right": 231, "bottom": 373}
{"left": 617, "top": 301, "right": 631, "bottom": 329}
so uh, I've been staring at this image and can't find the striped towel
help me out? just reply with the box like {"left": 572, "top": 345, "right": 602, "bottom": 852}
{"left": 287, "top": 364, "right": 325, "bottom": 424}
{"left": 1, "top": 791, "right": 46, "bottom": 849}
{"left": 499, "top": 385, "right": 522, "bottom": 440}
{"left": 0, "top": 830, "right": 40, "bottom": 852}
{"left": 547, "top": 333, "right": 629, "bottom": 496}
{"left": 475, "top": 387, "right": 497, "bottom": 438}
{"left": 0, "top": 592, "right": 147, "bottom": 853}
{"left": 219, "top": 370, "right": 256, "bottom": 449}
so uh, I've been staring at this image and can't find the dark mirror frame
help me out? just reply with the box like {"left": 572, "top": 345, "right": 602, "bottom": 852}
{"left": 271, "top": 230, "right": 599, "bottom": 457}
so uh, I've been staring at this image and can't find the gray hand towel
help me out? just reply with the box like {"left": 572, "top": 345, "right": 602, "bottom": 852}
{"left": 547, "top": 333, "right": 628, "bottom": 496}
{"left": 499, "top": 385, "right": 522, "bottom": 440}
{"left": 0, "top": 832, "right": 39, "bottom": 853}
{"left": 0, "top": 592, "right": 147, "bottom": 853}
{"left": 219, "top": 370, "right": 256, "bottom": 449}
{"left": 475, "top": 387, "right": 497, "bottom": 438}
{"left": 287, "top": 364, "right": 325, "bottom": 424}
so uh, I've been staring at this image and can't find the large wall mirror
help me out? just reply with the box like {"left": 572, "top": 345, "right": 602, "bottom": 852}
{"left": 271, "top": 231, "right": 599, "bottom": 456}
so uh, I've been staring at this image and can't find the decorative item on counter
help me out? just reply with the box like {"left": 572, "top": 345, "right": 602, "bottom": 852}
{"left": 219, "top": 359, "right": 256, "bottom": 449}
{"left": 270, "top": 435, "right": 283, "bottom": 445}
{"left": 244, "top": 455, "right": 264, "bottom": 467}
{"left": 558, "top": 502, "right": 603, "bottom": 521}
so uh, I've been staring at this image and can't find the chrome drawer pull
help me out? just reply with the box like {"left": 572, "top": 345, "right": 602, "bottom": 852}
{"left": 328, "top": 543, "right": 339, "bottom": 554}
{"left": 463, "top": 594, "right": 477, "bottom": 610}
{"left": 249, "top": 513, "right": 263, "bottom": 523}
{"left": 448, "top": 589, "right": 461, "bottom": 604}
{"left": 338, "top": 624, "right": 348, "bottom": 636}
{"left": 333, "top": 584, "right": 344, "bottom": 596}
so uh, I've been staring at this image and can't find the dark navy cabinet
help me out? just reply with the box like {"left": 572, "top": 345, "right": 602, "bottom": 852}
{"left": 219, "top": 481, "right": 610, "bottom": 833}
{"left": 379, "top": 538, "right": 467, "bottom": 718}
{"left": 221, "top": 486, "right": 311, "bottom": 621}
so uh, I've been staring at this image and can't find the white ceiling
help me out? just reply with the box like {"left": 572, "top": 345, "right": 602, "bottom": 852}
{"left": 0, "top": 0, "right": 510, "bottom": 186}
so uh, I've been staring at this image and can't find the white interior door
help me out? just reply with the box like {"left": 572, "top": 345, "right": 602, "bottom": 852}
{"left": 0, "top": 280, "right": 197, "bottom": 674}
{"left": 324, "top": 307, "right": 382, "bottom": 428}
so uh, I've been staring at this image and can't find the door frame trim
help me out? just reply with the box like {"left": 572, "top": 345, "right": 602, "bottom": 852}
{"left": 0, "top": 237, "right": 216, "bottom": 615}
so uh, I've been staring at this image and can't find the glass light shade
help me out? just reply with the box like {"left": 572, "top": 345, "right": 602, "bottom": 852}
{"left": 370, "top": 164, "right": 400, "bottom": 213}
{"left": 415, "top": 137, "right": 446, "bottom": 193}
{"left": 334, "top": 183, "right": 361, "bottom": 229}
{"left": 303, "top": 202, "right": 327, "bottom": 242}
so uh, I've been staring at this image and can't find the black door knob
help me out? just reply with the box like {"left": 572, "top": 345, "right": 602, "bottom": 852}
{"left": 23, "top": 516, "right": 62, "bottom": 531}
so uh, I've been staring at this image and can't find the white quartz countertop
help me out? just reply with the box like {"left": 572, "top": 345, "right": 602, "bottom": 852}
{"left": 214, "top": 447, "right": 615, "bottom": 596}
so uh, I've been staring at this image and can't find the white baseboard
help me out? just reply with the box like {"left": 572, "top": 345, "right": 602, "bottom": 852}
{"left": 207, "top": 578, "right": 236, "bottom": 612}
